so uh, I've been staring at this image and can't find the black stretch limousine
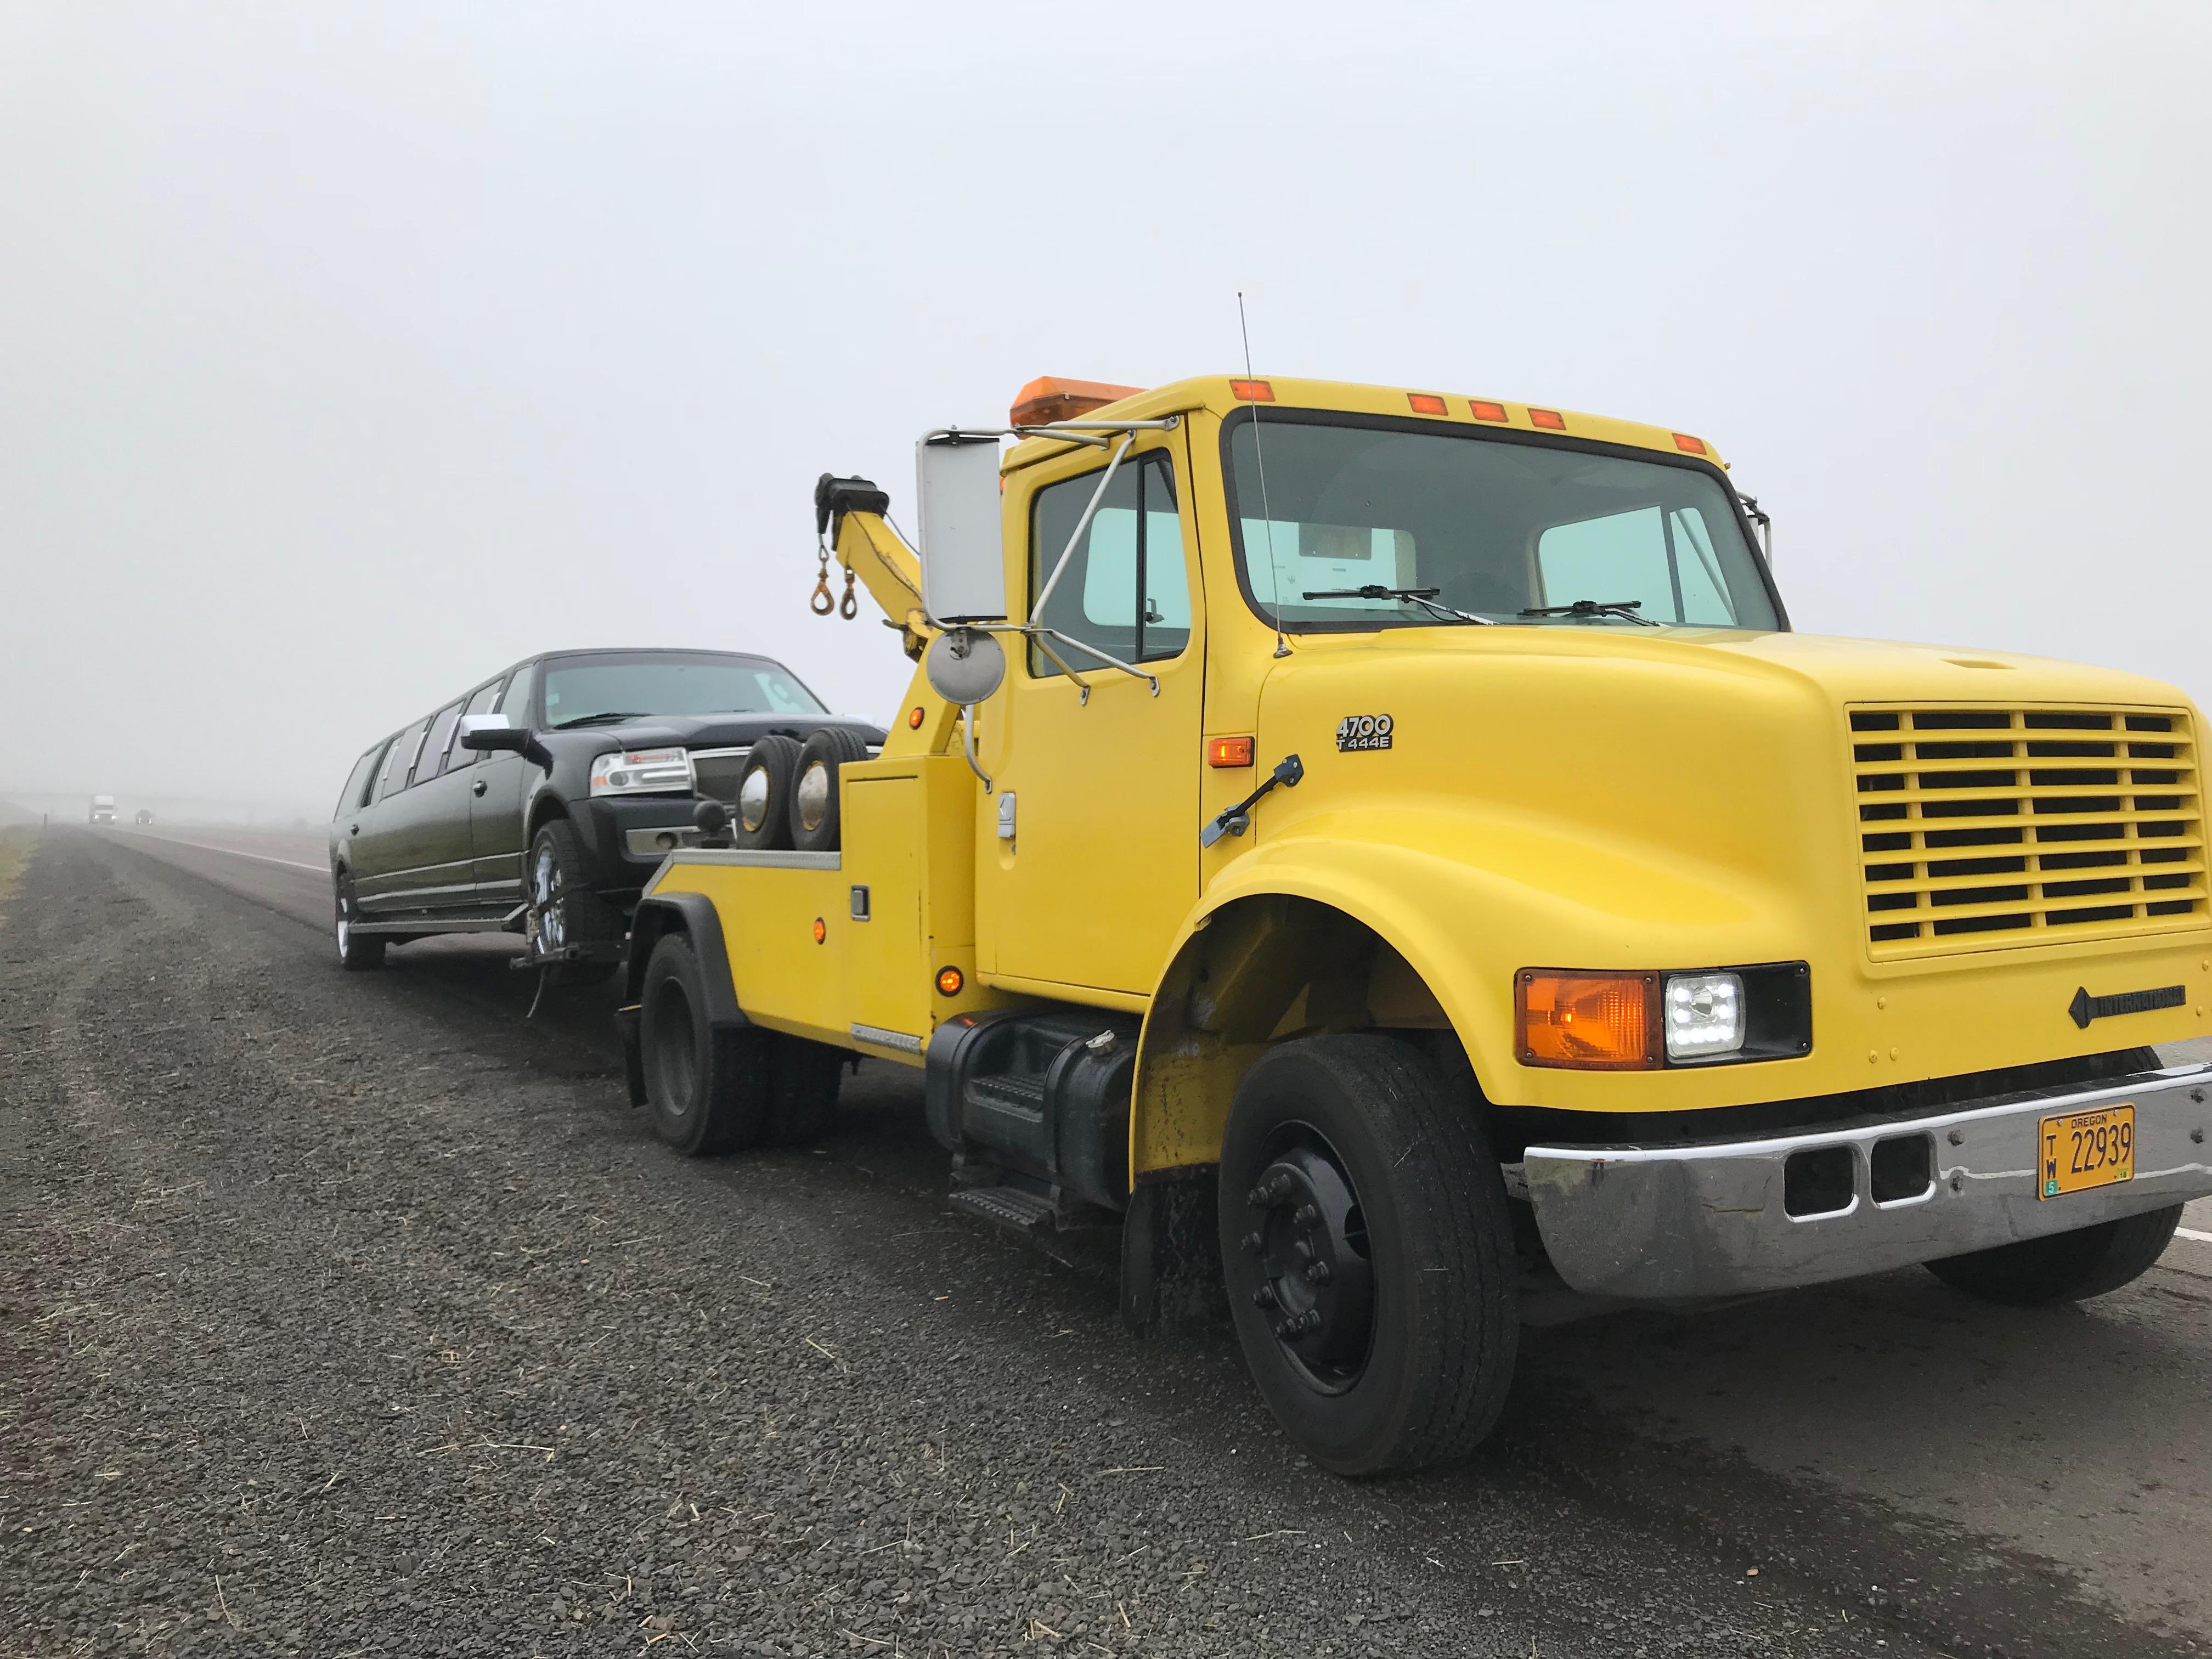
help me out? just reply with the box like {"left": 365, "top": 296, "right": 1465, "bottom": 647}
{"left": 328, "top": 647, "right": 882, "bottom": 972}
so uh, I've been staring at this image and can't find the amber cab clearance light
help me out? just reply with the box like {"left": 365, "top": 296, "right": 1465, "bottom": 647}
{"left": 1469, "top": 399, "right": 1509, "bottom": 422}
{"left": 1528, "top": 408, "right": 1567, "bottom": 431}
{"left": 936, "top": 965, "right": 965, "bottom": 997}
{"left": 1407, "top": 392, "right": 1448, "bottom": 415}
{"left": 1207, "top": 735, "right": 1255, "bottom": 768}
{"left": 1516, "top": 970, "right": 1661, "bottom": 1070}
{"left": 1009, "top": 375, "right": 1142, "bottom": 426}
{"left": 1673, "top": 432, "right": 1708, "bottom": 455}
{"left": 1229, "top": 379, "right": 1274, "bottom": 403}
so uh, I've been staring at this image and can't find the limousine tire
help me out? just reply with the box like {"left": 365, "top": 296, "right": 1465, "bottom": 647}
{"left": 334, "top": 874, "right": 386, "bottom": 971}
{"left": 526, "top": 819, "right": 619, "bottom": 982}
{"left": 640, "top": 933, "right": 766, "bottom": 1155}
{"left": 735, "top": 735, "right": 802, "bottom": 851}
{"left": 791, "top": 727, "right": 870, "bottom": 854}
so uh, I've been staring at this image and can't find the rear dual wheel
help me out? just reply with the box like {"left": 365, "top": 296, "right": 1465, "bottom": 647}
{"left": 639, "top": 933, "right": 843, "bottom": 1155}
{"left": 1218, "top": 1035, "right": 1519, "bottom": 1476}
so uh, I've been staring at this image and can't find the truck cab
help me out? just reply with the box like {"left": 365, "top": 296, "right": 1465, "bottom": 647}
{"left": 625, "top": 374, "right": 2212, "bottom": 1475}
{"left": 88, "top": 794, "right": 116, "bottom": 826}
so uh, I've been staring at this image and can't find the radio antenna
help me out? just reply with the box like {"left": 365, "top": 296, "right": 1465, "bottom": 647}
{"left": 1237, "top": 291, "right": 1290, "bottom": 658}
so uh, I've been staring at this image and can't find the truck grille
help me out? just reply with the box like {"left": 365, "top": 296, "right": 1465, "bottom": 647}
{"left": 1852, "top": 704, "right": 2206, "bottom": 958}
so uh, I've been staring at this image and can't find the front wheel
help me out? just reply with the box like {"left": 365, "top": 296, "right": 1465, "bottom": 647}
{"left": 1217, "top": 1035, "right": 1519, "bottom": 1476}
{"left": 526, "top": 820, "right": 618, "bottom": 983}
{"left": 1925, "top": 1205, "right": 2183, "bottom": 1305}
{"left": 638, "top": 934, "right": 768, "bottom": 1155}
{"left": 334, "top": 873, "right": 386, "bottom": 971}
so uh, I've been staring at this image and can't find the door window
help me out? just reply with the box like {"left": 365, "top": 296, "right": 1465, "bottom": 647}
{"left": 445, "top": 681, "right": 503, "bottom": 771}
{"left": 498, "top": 662, "right": 539, "bottom": 727}
{"left": 1027, "top": 453, "right": 1189, "bottom": 678}
{"left": 418, "top": 703, "right": 463, "bottom": 782}
{"left": 373, "top": 721, "right": 427, "bottom": 803}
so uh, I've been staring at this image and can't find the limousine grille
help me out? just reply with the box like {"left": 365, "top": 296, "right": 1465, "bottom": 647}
{"left": 1852, "top": 704, "right": 2207, "bottom": 958}
{"left": 688, "top": 746, "right": 753, "bottom": 802}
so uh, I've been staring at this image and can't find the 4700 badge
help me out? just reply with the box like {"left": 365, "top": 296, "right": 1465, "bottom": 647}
{"left": 1336, "top": 714, "right": 1394, "bottom": 752}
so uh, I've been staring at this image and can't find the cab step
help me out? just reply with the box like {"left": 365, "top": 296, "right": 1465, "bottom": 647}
{"left": 948, "top": 1184, "right": 1058, "bottom": 1237}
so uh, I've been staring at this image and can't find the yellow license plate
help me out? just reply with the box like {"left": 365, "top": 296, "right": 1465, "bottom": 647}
{"left": 2038, "top": 1105, "right": 2135, "bottom": 1199}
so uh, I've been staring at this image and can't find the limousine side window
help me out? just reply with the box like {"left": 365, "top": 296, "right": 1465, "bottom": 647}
{"left": 444, "top": 681, "right": 503, "bottom": 771}
{"left": 335, "top": 743, "right": 387, "bottom": 819}
{"left": 417, "top": 703, "right": 463, "bottom": 783}
{"left": 373, "top": 720, "right": 428, "bottom": 804}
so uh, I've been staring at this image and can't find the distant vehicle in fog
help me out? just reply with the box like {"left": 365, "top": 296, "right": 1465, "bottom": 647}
{"left": 134, "top": 808, "right": 154, "bottom": 825}
{"left": 327, "top": 647, "right": 882, "bottom": 974}
{"left": 88, "top": 794, "right": 115, "bottom": 825}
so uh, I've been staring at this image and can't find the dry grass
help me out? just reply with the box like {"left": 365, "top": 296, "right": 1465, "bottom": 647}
{"left": 0, "top": 826, "right": 38, "bottom": 912}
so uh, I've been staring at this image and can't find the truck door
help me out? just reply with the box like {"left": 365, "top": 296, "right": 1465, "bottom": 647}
{"left": 980, "top": 436, "right": 1203, "bottom": 996}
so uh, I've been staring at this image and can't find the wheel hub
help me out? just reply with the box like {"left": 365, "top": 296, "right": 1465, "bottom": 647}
{"left": 532, "top": 845, "right": 565, "bottom": 952}
{"left": 1238, "top": 1144, "right": 1374, "bottom": 1380}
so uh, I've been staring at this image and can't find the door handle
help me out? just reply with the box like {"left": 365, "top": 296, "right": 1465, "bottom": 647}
{"left": 349, "top": 824, "right": 359, "bottom": 836}
{"left": 472, "top": 779, "right": 488, "bottom": 797}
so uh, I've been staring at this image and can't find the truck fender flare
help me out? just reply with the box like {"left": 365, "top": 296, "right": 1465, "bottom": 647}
{"left": 624, "top": 892, "right": 748, "bottom": 1030}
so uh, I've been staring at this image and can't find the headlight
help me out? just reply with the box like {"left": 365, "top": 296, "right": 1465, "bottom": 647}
{"left": 589, "top": 746, "right": 695, "bottom": 797}
{"left": 1663, "top": 972, "right": 1745, "bottom": 1060}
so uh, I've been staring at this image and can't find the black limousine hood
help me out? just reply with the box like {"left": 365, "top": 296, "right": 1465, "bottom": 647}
{"left": 540, "top": 711, "right": 885, "bottom": 752}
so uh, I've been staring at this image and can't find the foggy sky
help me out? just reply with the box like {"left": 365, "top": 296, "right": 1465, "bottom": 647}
{"left": 4, "top": 2, "right": 2208, "bottom": 816}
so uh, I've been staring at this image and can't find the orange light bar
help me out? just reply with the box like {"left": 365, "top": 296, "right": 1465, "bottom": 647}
{"left": 1470, "top": 399, "right": 1508, "bottom": 422}
{"left": 1010, "top": 375, "right": 1143, "bottom": 426}
{"left": 936, "top": 965, "right": 964, "bottom": 997}
{"left": 1207, "top": 735, "right": 1255, "bottom": 768}
{"left": 907, "top": 706, "right": 925, "bottom": 729}
{"left": 812, "top": 917, "right": 827, "bottom": 945}
{"left": 1528, "top": 408, "right": 1566, "bottom": 431}
{"left": 1229, "top": 379, "right": 1274, "bottom": 402}
{"left": 1407, "top": 393, "right": 1447, "bottom": 415}
{"left": 1673, "top": 432, "right": 1707, "bottom": 455}
{"left": 1515, "top": 970, "right": 1660, "bottom": 1070}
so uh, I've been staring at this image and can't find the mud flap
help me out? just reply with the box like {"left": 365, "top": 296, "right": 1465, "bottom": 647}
{"left": 1120, "top": 1167, "right": 1226, "bottom": 1335}
{"left": 615, "top": 1003, "right": 646, "bottom": 1108}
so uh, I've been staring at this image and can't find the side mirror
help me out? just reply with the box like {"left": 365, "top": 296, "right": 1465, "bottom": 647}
{"left": 916, "top": 432, "right": 1007, "bottom": 624}
{"left": 459, "top": 714, "right": 523, "bottom": 753}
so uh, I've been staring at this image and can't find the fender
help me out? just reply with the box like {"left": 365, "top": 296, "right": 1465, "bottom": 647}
{"left": 625, "top": 891, "right": 749, "bottom": 1029}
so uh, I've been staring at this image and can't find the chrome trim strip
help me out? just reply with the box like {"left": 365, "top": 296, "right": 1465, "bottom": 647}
{"left": 624, "top": 826, "right": 702, "bottom": 856}
{"left": 664, "top": 849, "right": 843, "bottom": 870}
{"left": 1524, "top": 1063, "right": 2212, "bottom": 1300}
{"left": 851, "top": 1023, "right": 923, "bottom": 1054}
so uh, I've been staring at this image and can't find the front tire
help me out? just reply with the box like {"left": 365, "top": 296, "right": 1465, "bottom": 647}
{"left": 526, "top": 819, "right": 618, "bottom": 982}
{"left": 638, "top": 934, "right": 768, "bottom": 1155}
{"left": 1217, "top": 1035, "right": 1518, "bottom": 1476}
{"left": 1925, "top": 1205, "right": 2183, "bottom": 1305}
{"left": 334, "top": 873, "right": 386, "bottom": 971}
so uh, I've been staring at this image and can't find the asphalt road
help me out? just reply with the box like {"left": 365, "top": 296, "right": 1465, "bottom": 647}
{"left": 4, "top": 825, "right": 2209, "bottom": 1657}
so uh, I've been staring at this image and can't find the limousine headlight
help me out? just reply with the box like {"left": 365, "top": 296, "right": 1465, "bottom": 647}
{"left": 589, "top": 746, "right": 695, "bottom": 797}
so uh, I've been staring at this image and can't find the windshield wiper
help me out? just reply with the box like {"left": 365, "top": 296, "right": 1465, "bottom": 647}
{"left": 549, "top": 710, "right": 656, "bottom": 730}
{"left": 1302, "top": 585, "right": 1497, "bottom": 626}
{"left": 1518, "top": 599, "right": 1662, "bottom": 627}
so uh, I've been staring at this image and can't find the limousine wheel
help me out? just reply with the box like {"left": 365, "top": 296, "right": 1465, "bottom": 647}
{"left": 791, "top": 727, "right": 870, "bottom": 854}
{"left": 334, "top": 874, "right": 386, "bottom": 971}
{"left": 639, "top": 933, "right": 766, "bottom": 1154}
{"left": 526, "top": 820, "right": 618, "bottom": 982}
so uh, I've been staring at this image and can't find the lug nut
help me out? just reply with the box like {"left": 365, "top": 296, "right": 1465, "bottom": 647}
{"left": 1273, "top": 1319, "right": 1293, "bottom": 1340}
{"left": 1300, "top": 1309, "right": 1323, "bottom": 1332}
{"left": 1306, "top": 1261, "right": 1331, "bottom": 1285}
{"left": 1246, "top": 1186, "right": 1267, "bottom": 1208}
{"left": 1240, "top": 1230, "right": 1265, "bottom": 1255}
{"left": 1293, "top": 1239, "right": 1315, "bottom": 1264}
{"left": 1293, "top": 1203, "right": 1320, "bottom": 1227}
{"left": 1251, "top": 1284, "right": 1277, "bottom": 1309}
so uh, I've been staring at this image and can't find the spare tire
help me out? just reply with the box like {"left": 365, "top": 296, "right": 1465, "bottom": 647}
{"left": 791, "top": 727, "right": 870, "bottom": 853}
{"left": 734, "top": 734, "right": 803, "bottom": 850}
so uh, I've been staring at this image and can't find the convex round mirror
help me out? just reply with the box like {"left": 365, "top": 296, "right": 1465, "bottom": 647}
{"left": 924, "top": 627, "right": 1006, "bottom": 706}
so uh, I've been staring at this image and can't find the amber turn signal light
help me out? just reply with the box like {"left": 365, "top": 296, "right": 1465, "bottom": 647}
{"left": 812, "top": 917, "right": 827, "bottom": 944}
{"left": 1516, "top": 970, "right": 1660, "bottom": 1070}
{"left": 936, "top": 965, "right": 964, "bottom": 997}
{"left": 907, "top": 706, "right": 926, "bottom": 729}
{"left": 1229, "top": 379, "right": 1274, "bottom": 403}
{"left": 1207, "top": 735, "right": 1255, "bottom": 768}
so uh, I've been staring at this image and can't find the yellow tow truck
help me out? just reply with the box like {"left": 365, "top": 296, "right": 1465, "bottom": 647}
{"left": 615, "top": 373, "right": 2212, "bottom": 1474}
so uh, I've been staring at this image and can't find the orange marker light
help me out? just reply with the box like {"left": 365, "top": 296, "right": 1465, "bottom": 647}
{"left": 1207, "top": 735, "right": 1255, "bottom": 769}
{"left": 1229, "top": 379, "right": 1274, "bottom": 403}
{"left": 936, "top": 965, "right": 964, "bottom": 997}
{"left": 907, "top": 706, "right": 926, "bottom": 729}
{"left": 1528, "top": 408, "right": 1566, "bottom": 431}
{"left": 1673, "top": 433, "right": 1708, "bottom": 455}
{"left": 812, "top": 917, "right": 827, "bottom": 944}
{"left": 1407, "top": 393, "right": 1447, "bottom": 415}
{"left": 1469, "top": 400, "right": 1508, "bottom": 422}
{"left": 1515, "top": 970, "right": 1660, "bottom": 1070}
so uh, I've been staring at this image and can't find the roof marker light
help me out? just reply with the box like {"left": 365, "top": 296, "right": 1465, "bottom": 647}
{"left": 1229, "top": 379, "right": 1274, "bottom": 403}
{"left": 1470, "top": 400, "right": 1508, "bottom": 422}
{"left": 1528, "top": 408, "right": 1566, "bottom": 431}
{"left": 1673, "top": 433, "right": 1708, "bottom": 455}
{"left": 1407, "top": 393, "right": 1447, "bottom": 415}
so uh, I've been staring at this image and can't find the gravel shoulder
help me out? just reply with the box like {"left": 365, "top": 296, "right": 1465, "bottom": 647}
{"left": 2, "top": 829, "right": 2205, "bottom": 1657}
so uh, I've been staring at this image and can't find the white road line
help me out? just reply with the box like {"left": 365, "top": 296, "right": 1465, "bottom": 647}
{"left": 2178, "top": 1227, "right": 2212, "bottom": 1245}
{"left": 121, "top": 832, "right": 328, "bottom": 874}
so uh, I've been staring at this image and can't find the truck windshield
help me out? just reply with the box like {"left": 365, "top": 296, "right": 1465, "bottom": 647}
{"left": 1225, "top": 415, "right": 1780, "bottom": 632}
{"left": 541, "top": 653, "right": 827, "bottom": 728}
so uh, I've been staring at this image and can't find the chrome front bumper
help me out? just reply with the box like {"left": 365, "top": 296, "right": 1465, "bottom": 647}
{"left": 1522, "top": 1064, "right": 2212, "bottom": 1300}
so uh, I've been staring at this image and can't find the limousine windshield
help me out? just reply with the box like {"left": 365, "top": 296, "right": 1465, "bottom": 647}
{"left": 541, "top": 652, "right": 828, "bottom": 730}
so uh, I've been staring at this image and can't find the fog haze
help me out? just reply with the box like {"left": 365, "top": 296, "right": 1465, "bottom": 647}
{"left": 4, "top": 2, "right": 2207, "bottom": 817}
